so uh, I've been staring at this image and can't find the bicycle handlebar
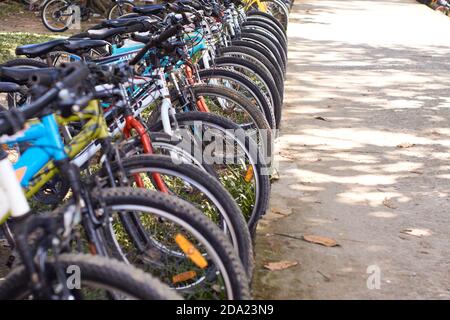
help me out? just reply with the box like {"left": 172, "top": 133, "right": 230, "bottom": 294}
{"left": 128, "top": 24, "right": 182, "bottom": 65}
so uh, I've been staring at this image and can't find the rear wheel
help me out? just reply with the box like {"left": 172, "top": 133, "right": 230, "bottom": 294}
{"left": 41, "top": 0, "right": 75, "bottom": 32}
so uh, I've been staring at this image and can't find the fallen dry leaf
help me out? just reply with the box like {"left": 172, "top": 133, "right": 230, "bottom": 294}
{"left": 302, "top": 234, "right": 339, "bottom": 247}
{"left": 400, "top": 228, "right": 431, "bottom": 237}
{"left": 396, "top": 143, "right": 416, "bottom": 148}
{"left": 382, "top": 198, "right": 397, "bottom": 209}
{"left": 271, "top": 207, "right": 292, "bottom": 217}
{"left": 264, "top": 260, "right": 298, "bottom": 271}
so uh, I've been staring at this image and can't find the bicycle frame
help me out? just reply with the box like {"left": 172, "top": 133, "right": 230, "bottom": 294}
{"left": 1, "top": 101, "right": 109, "bottom": 199}
{"left": 0, "top": 153, "right": 30, "bottom": 224}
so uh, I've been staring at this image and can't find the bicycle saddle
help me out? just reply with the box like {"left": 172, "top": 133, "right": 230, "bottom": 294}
{"left": 62, "top": 39, "right": 109, "bottom": 53}
{"left": 133, "top": 4, "right": 167, "bottom": 15}
{"left": 16, "top": 39, "right": 108, "bottom": 58}
{"left": 174, "top": 0, "right": 204, "bottom": 11}
{"left": 16, "top": 39, "right": 67, "bottom": 58}
{"left": 0, "top": 82, "right": 21, "bottom": 93}
{"left": 100, "top": 16, "right": 159, "bottom": 28}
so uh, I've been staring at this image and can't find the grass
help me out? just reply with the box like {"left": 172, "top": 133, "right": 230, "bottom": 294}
{"left": 0, "top": 32, "right": 61, "bottom": 64}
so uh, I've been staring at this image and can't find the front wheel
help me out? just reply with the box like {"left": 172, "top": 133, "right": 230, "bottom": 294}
{"left": 0, "top": 254, "right": 182, "bottom": 300}
{"left": 97, "top": 187, "right": 251, "bottom": 299}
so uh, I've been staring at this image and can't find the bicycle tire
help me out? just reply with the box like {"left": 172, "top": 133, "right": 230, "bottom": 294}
{"left": 241, "top": 20, "right": 287, "bottom": 53}
{"left": 241, "top": 27, "right": 287, "bottom": 64}
{"left": 218, "top": 46, "right": 284, "bottom": 99}
{"left": 261, "top": 0, "right": 289, "bottom": 30}
{"left": 107, "top": 0, "right": 135, "bottom": 19}
{"left": 41, "top": 0, "right": 72, "bottom": 32}
{"left": 238, "top": 31, "right": 286, "bottom": 72}
{"left": 93, "top": 187, "right": 251, "bottom": 300}
{"left": 149, "top": 112, "right": 271, "bottom": 235}
{"left": 247, "top": 10, "right": 286, "bottom": 32}
{"left": 230, "top": 39, "right": 285, "bottom": 78}
{"left": 198, "top": 68, "right": 276, "bottom": 129}
{"left": 115, "top": 154, "right": 254, "bottom": 277}
{"left": 0, "top": 253, "right": 182, "bottom": 300}
{"left": 213, "top": 56, "right": 283, "bottom": 121}
{"left": 245, "top": 16, "right": 287, "bottom": 42}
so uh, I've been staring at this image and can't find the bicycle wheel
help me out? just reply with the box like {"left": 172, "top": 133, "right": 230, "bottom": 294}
{"left": 105, "top": 154, "right": 254, "bottom": 277}
{"left": 246, "top": 10, "right": 286, "bottom": 33}
{"left": 241, "top": 20, "right": 287, "bottom": 52}
{"left": 0, "top": 253, "right": 182, "bottom": 300}
{"left": 218, "top": 46, "right": 284, "bottom": 99}
{"left": 261, "top": 0, "right": 289, "bottom": 30}
{"left": 183, "top": 84, "right": 272, "bottom": 155}
{"left": 241, "top": 27, "right": 287, "bottom": 65}
{"left": 231, "top": 39, "right": 285, "bottom": 77}
{"left": 243, "top": 18, "right": 287, "bottom": 44}
{"left": 238, "top": 31, "right": 286, "bottom": 72}
{"left": 198, "top": 68, "right": 276, "bottom": 129}
{"left": 41, "top": 0, "right": 75, "bottom": 32}
{"left": 107, "top": 0, "right": 135, "bottom": 19}
{"left": 213, "top": 56, "right": 282, "bottom": 120}
{"left": 94, "top": 187, "right": 251, "bottom": 299}
{"left": 149, "top": 112, "right": 271, "bottom": 235}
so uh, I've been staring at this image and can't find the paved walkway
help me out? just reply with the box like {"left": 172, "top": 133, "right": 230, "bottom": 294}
{"left": 253, "top": 0, "right": 450, "bottom": 299}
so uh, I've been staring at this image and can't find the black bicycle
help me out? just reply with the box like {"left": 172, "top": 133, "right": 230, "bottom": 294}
{"left": 41, "top": 0, "right": 136, "bottom": 32}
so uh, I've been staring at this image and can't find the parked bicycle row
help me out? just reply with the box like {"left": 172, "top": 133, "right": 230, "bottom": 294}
{"left": 0, "top": 0, "right": 291, "bottom": 300}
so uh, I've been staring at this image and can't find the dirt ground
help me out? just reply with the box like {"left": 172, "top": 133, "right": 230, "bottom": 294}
{"left": 0, "top": 8, "right": 50, "bottom": 34}
{"left": 253, "top": 0, "right": 450, "bottom": 299}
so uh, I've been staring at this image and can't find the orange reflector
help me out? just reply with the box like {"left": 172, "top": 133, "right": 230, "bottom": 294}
{"left": 244, "top": 165, "right": 254, "bottom": 183}
{"left": 15, "top": 167, "right": 27, "bottom": 183}
{"left": 172, "top": 270, "right": 197, "bottom": 284}
{"left": 175, "top": 234, "right": 208, "bottom": 269}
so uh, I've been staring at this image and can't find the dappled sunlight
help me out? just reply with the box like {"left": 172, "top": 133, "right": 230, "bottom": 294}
{"left": 300, "top": 128, "right": 431, "bottom": 148}
{"left": 288, "top": 183, "right": 325, "bottom": 192}
{"left": 286, "top": 167, "right": 400, "bottom": 185}
{"left": 331, "top": 161, "right": 422, "bottom": 174}
{"left": 368, "top": 211, "right": 398, "bottom": 218}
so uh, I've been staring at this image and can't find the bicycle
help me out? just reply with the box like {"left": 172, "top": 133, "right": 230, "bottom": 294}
{"left": 41, "top": 0, "right": 136, "bottom": 32}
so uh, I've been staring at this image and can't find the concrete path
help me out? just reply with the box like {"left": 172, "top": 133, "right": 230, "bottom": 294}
{"left": 253, "top": 0, "right": 450, "bottom": 299}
